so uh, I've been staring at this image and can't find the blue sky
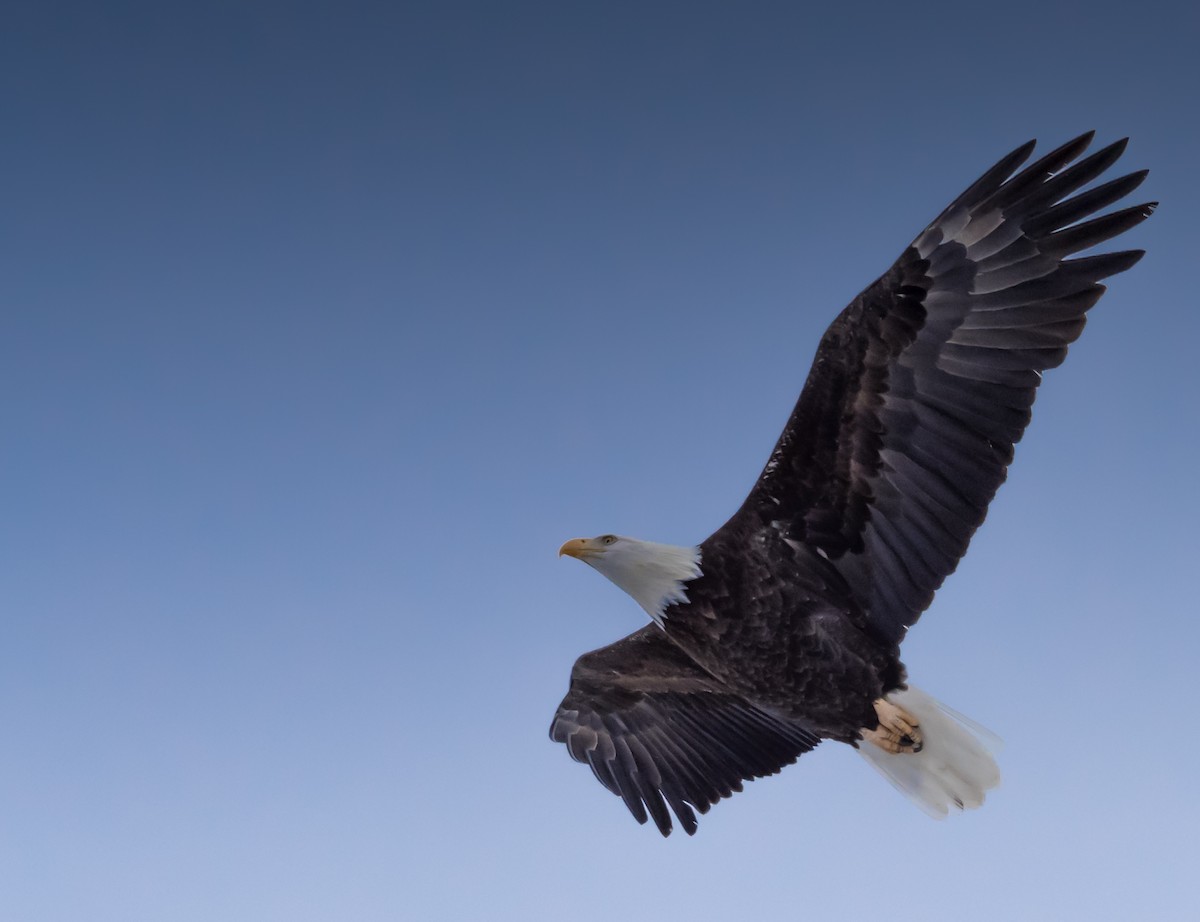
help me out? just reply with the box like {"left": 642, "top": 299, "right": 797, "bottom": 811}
{"left": 3, "top": 2, "right": 1198, "bottom": 919}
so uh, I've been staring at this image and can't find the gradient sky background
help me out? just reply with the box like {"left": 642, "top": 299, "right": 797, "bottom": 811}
{"left": 4, "top": 2, "right": 1198, "bottom": 920}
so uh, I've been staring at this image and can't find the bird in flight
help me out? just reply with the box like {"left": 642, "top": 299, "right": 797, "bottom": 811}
{"left": 550, "top": 132, "right": 1154, "bottom": 836}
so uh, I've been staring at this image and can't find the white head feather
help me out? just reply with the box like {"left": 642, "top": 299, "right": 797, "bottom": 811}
{"left": 559, "top": 534, "right": 702, "bottom": 624}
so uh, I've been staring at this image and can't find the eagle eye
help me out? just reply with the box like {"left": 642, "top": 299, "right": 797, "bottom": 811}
{"left": 601, "top": 535, "right": 617, "bottom": 545}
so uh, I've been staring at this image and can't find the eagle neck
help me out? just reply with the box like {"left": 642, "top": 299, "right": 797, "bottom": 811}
{"left": 595, "top": 539, "right": 703, "bottom": 625}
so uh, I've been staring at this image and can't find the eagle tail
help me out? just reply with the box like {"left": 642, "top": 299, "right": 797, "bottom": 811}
{"left": 856, "top": 685, "right": 1001, "bottom": 817}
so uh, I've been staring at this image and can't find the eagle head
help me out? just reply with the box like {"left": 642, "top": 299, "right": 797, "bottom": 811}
{"left": 559, "top": 534, "right": 701, "bottom": 624}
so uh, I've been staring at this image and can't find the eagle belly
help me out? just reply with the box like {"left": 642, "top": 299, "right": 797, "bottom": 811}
{"left": 662, "top": 531, "right": 904, "bottom": 743}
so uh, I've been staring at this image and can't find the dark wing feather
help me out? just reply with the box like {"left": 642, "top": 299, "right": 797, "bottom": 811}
{"left": 718, "top": 133, "right": 1153, "bottom": 643}
{"left": 549, "top": 625, "right": 820, "bottom": 836}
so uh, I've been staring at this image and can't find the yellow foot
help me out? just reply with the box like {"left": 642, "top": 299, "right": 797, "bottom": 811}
{"left": 861, "top": 697, "right": 923, "bottom": 754}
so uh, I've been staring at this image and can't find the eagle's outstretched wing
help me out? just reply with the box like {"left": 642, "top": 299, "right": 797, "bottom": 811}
{"left": 715, "top": 133, "right": 1154, "bottom": 643}
{"left": 549, "top": 625, "right": 820, "bottom": 836}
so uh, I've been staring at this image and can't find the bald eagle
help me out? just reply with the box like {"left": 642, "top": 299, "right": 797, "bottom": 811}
{"left": 551, "top": 133, "right": 1153, "bottom": 836}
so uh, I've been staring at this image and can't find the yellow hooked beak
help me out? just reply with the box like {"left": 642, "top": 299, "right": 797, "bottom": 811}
{"left": 558, "top": 537, "right": 602, "bottom": 560}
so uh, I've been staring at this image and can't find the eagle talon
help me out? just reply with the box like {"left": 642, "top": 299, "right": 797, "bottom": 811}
{"left": 862, "top": 698, "right": 924, "bottom": 754}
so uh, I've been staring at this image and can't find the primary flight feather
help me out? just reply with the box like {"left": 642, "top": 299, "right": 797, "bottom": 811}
{"left": 550, "top": 133, "right": 1153, "bottom": 836}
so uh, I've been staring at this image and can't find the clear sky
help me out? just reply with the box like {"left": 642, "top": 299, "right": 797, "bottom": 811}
{"left": 3, "top": 2, "right": 1198, "bottom": 920}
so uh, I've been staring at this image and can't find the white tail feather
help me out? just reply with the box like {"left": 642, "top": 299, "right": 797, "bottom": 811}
{"left": 857, "top": 686, "right": 1001, "bottom": 818}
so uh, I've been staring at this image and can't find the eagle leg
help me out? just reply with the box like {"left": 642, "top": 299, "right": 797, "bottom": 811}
{"left": 861, "top": 697, "right": 924, "bottom": 754}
